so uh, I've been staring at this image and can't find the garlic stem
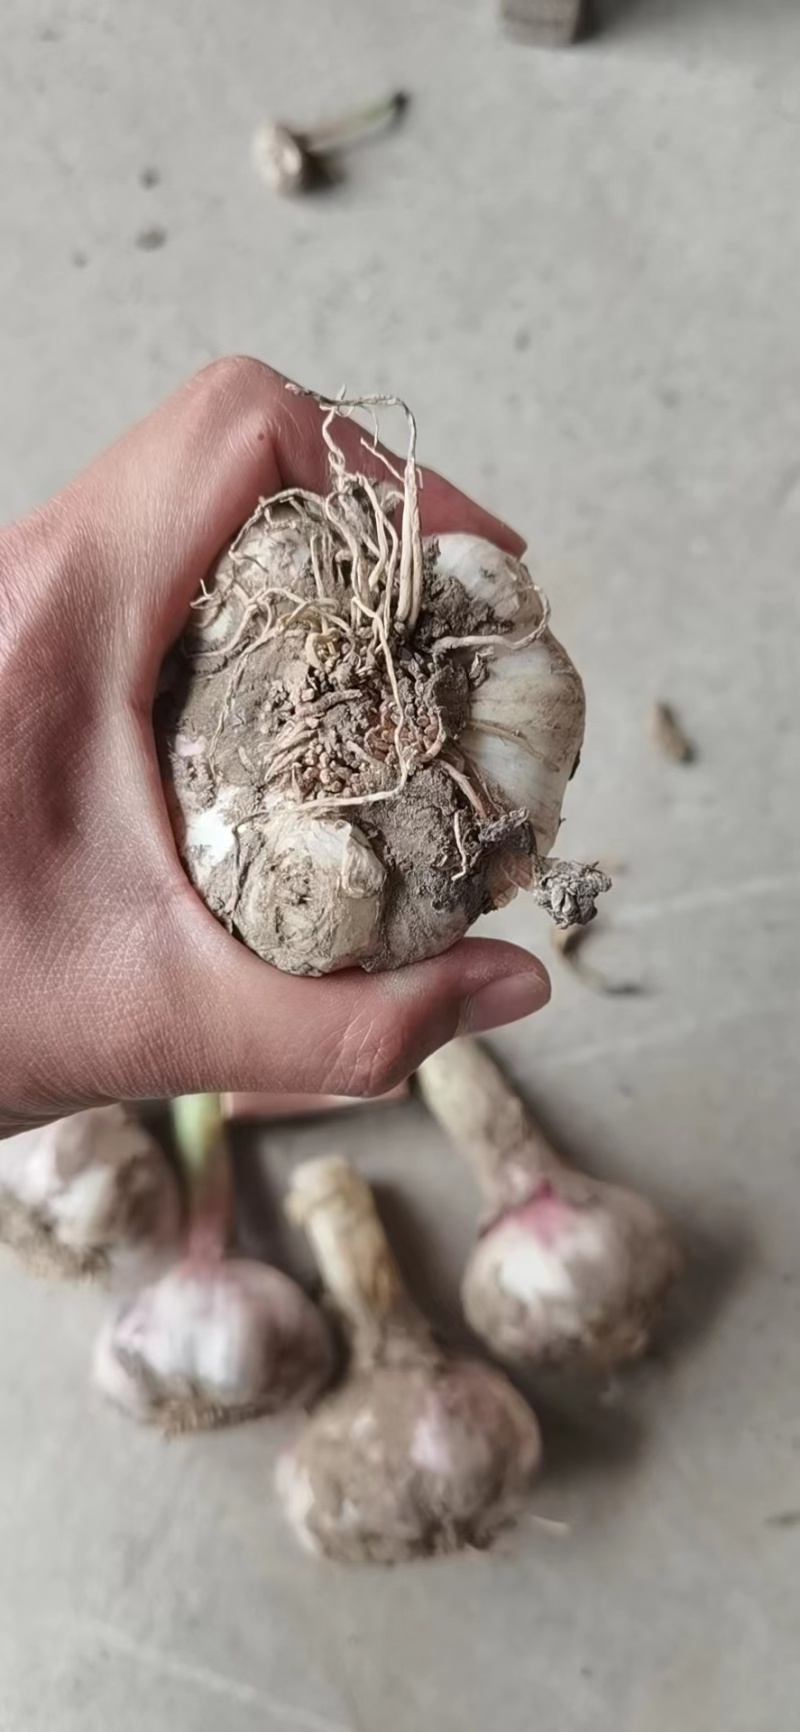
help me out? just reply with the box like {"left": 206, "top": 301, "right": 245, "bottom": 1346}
{"left": 418, "top": 1039, "right": 561, "bottom": 1211}
{"left": 170, "top": 1093, "right": 231, "bottom": 1262}
{"left": 304, "top": 91, "right": 407, "bottom": 155}
{"left": 286, "top": 1157, "right": 431, "bottom": 1367}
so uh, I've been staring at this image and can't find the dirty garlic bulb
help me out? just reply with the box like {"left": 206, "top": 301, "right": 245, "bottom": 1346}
{"left": 0, "top": 1106, "right": 181, "bottom": 1283}
{"left": 419, "top": 1039, "right": 682, "bottom": 1371}
{"left": 93, "top": 1095, "right": 334, "bottom": 1431}
{"left": 276, "top": 1156, "right": 542, "bottom": 1564}
{"left": 159, "top": 393, "right": 606, "bottom": 978}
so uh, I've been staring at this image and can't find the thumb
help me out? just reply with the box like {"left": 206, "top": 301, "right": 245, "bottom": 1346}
{"left": 149, "top": 914, "right": 550, "bottom": 1100}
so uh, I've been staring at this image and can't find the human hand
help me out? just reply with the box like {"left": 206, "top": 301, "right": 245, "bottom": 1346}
{"left": 0, "top": 359, "right": 550, "bottom": 1132}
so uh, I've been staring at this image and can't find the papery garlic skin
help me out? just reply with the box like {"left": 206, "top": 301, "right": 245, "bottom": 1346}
{"left": 93, "top": 1258, "right": 335, "bottom": 1432}
{"left": 0, "top": 1107, "right": 182, "bottom": 1283}
{"left": 235, "top": 808, "right": 386, "bottom": 973}
{"left": 435, "top": 536, "right": 585, "bottom": 856}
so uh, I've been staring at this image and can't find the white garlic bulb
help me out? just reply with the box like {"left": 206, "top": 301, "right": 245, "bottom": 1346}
{"left": 0, "top": 1106, "right": 182, "bottom": 1283}
{"left": 158, "top": 430, "right": 599, "bottom": 977}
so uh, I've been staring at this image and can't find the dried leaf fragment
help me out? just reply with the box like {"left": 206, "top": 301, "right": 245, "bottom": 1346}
{"left": 650, "top": 701, "right": 695, "bottom": 764}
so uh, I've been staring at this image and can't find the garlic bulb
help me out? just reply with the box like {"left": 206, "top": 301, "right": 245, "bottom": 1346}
{"left": 158, "top": 396, "right": 604, "bottom": 977}
{"left": 0, "top": 1106, "right": 182, "bottom": 1283}
{"left": 94, "top": 1257, "right": 335, "bottom": 1432}
{"left": 93, "top": 1094, "right": 334, "bottom": 1431}
{"left": 419, "top": 1039, "right": 682, "bottom": 1372}
{"left": 276, "top": 1156, "right": 542, "bottom": 1564}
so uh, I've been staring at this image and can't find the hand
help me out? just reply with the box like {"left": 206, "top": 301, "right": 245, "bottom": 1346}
{"left": 0, "top": 359, "right": 550, "bottom": 1131}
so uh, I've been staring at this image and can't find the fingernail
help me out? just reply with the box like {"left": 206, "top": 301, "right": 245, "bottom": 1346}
{"left": 462, "top": 968, "right": 550, "bottom": 1035}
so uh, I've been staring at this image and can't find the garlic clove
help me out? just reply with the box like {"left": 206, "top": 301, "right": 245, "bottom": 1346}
{"left": 235, "top": 807, "right": 387, "bottom": 975}
{"left": 93, "top": 1257, "right": 335, "bottom": 1432}
{"left": 186, "top": 506, "right": 316, "bottom": 658}
{"left": 0, "top": 1107, "right": 182, "bottom": 1283}
{"left": 432, "top": 535, "right": 586, "bottom": 857}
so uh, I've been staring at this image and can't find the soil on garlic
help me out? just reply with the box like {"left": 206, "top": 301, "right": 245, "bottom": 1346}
{"left": 279, "top": 1355, "right": 541, "bottom": 1565}
{"left": 0, "top": 1108, "right": 181, "bottom": 1283}
{"left": 160, "top": 536, "right": 533, "bottom": 972}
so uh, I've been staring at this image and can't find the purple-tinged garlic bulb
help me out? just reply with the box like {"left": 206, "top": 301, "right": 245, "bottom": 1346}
{"left": 93, "top": 1095, "right": 334, "bottom": 1432}
{"left": 419, "top": 1039, "right": 681, "bottom": 1371}
{"left": 276, "top": 1156, "right": 541, "bottom": 1564}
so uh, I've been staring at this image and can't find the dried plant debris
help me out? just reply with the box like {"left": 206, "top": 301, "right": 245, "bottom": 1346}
{"left": 649, "top": 701, "right": 695, "bottom": 764}
{"left": 253, "top": 92, "right": 408, "bottom": 197}
{"left": 551, "top": 923, "right": 644, "bottom": 997}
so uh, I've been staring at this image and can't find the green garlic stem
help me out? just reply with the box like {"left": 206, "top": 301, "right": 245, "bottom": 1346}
{"left": 170, "top": 1093, "right": 232, "bottom": 1260}
{"left": 305, "top": 92, "right": 407, "bottom": 154}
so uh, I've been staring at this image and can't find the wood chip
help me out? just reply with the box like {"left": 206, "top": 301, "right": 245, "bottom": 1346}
{"left": 649, "top": 701, "right": 695, "bottom": 764}
{"left": 500, "top": 0, "right": 587, "bottom": 45}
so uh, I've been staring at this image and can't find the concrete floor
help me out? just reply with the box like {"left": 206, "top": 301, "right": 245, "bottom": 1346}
{"left": 2, "top": 0, "right": 800, "bottom": 1726}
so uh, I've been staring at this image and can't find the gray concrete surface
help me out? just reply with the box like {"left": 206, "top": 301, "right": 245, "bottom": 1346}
{"left": 2, "top": 0, "right": 800, "bottom": 1726}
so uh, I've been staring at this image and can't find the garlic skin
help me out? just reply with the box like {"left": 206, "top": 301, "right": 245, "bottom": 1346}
{"left": 235, "top": 808, "right": 386, "bottom": 973}
{"left": 435, "top": 535, "right": 585, "bottom": 856}
{"left": 276, "top": 1156, "right": 541, "bottom": 1564}
{"left": 93, "top": 1257, "right": 335, "bottom": 1433}
{"left": 0, "top": 1107, "right": 182, "bottom": 1283}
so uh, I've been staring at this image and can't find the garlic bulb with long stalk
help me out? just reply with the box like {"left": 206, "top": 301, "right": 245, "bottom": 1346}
{"left": 93, "top": 1095, "right": 334, "bottom": 1432}
{"left": 419, "top": 1039, "right": 682, "bottom": 1371}
{"left": 158, "top": 391, "right": 608, "bottom": 978}
{"left": 0, "top": 1106, "right": 181, "bottom": 1283}
{"left": 276, "top": 1156, "right": 542, "bottom": 1564}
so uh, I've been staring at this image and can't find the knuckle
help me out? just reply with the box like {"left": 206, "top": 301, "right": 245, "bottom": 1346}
{"left": 193, "top": 354, "right": 281, "bottom": 410}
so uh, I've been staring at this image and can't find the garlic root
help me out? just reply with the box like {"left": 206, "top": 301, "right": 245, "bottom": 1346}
{"left": 158, "top": 395, "right": 604, "bottom": 977}
{"left": 93, "top": 1095, "right": 334, "bottom": 1432}
{"left": 276, "top": 1157, "right": 541, "bottom": 1564}
{"left": 418, "top": 1040, "right": 682, "bottom": 1371}
{"left": 0, "top": 1106, "right": 181, "bottom": 1283}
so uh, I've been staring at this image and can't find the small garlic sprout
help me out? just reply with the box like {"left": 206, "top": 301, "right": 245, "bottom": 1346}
{"left": 419, "top": 1039, "right": 682, "bottom": 1371}
{"left": 158, "top": 392, "right": 607, "bottom": 977}
{"left": 276, "top": 1157, "right": 541, "bottom": 1564}
{"left": 253, "top": 93, "right": 408, "bottom": 198}
{"left": 93, "top": 1096, "right": 334, "bottom": 1432}
{"left": 0, "top": 1106, "right": 181, "bottom": 1283}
